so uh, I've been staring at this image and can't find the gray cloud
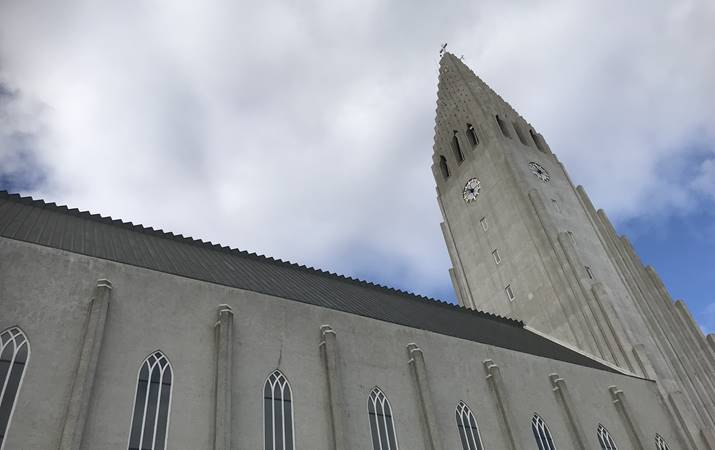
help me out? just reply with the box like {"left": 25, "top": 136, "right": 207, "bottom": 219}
{"left": 0, "top": 0, "right": 714, "bottom": 298}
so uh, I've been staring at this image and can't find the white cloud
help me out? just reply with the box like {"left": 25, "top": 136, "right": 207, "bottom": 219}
{"left": 1, "top": 0, "right": 714, "bottom": 299}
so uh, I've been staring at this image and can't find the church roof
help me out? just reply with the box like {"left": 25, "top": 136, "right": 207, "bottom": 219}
{"left": 0, "top": 190, "right": 621, "bottom": 373}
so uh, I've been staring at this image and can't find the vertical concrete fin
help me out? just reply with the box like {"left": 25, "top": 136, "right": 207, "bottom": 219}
{"left": 58, "top": 279, "right": 113, "bottom": 450}
{"left": 320, "top": 325, "right": 347, "bottom": 450}
{"left": 483, "top": 359, "right": 520, "bottom": 450}
{"left": 556, "top": 231, "right": 613, "bottom": 362}
{"left": 609, "top": 385, "right": 647, "bottom": 450}
{"left": 591, "top": 283, "right": 636, "bottom": 372}
{"left": 527, "top": 189, "right": 593, "bottom": 352}
{"left": 674, "top": 300, "right": 715, "bottom": 370}
{"left": 668, "top": 391, "right": 709, "bottom": 450}
{"left": 407, "top": 344, "right": 443, "bottom": 450}
{"left": 708, "top": 335, "right": 715, "bottom": 356}
{"left": 214, "top": 304, "right": 233, "bottom": 450}
{"left": 548, "top": 374, "right": 593, "bottom": 450}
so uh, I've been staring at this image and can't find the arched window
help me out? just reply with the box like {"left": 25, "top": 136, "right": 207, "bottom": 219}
{"left": 655, "top": 434, "right": 670, "bottom": 450}
{"left": 496, "top": 115, "right": 512, "bottom": 138}
{"left": 264, "top": 370, "right": 294, "bottom": 450}
{"left": 466, "top": 124, "right": 479, "bottom": 146}
{"left": 439, "top": 155, "right": 450, "bottom": 179}
{"left": 531, "top": 414, "right": 556, "bottom": 450}
{"left": 513, "top": 122, "right": 530, "bottom": 146}
{"left": 597, "top": 424, "right": 617, "bottom": 450}
{"left": 367, "top": 387, "right": 398, "bottom": 450}
{"left": 0, "top": 327, "right": 29, "bottom": 449}
{"left": 530, "top": 129, "right": 547, "bottom": 152}
{"left": 452, "top": 133, "right": 465, "bottom": 163}
{"left": 127, "top": 351, "right": 173, "bottom": 450}
{"left": 456, "top": 401, "right": 484, "bottom": 450}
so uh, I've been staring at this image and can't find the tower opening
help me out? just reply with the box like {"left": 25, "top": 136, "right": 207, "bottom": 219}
{"left": 496, "top": 115, "right": 512, "bottom": 138}
{"left": 439, "top": 155, "right": 450, "bottom": 179}
{"left": 466, "top": 124, "right": 479, "bottom": 146}
{"left": 451, "top": 133, "right": 465, "bottom": 163}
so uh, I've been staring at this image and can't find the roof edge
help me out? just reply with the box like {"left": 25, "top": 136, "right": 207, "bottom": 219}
{"left": 0, "top": 190, "right": 523, "bottom": 327}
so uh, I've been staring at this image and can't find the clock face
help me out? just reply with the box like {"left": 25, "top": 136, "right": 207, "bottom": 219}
{"left": 463, "top": 178, "right": 481, "bottom": 203}
{"left": 529, "top": 162, "right": 550, "bottom": 182}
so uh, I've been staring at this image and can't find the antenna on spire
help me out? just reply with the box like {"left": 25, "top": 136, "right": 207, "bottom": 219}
{"left": 439, "top": 43, "right": 448, "bottom": 57}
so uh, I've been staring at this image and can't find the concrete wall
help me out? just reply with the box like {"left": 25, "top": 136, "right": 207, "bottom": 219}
{"left": 0, "top": 236, "right": 683, "bottom": 450}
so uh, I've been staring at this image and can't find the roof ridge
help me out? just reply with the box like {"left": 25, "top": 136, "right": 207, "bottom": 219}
{"left": 0, "top": 190, "right": 522, "bottom": 327}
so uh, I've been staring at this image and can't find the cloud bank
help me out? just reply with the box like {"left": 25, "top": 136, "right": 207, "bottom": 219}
{"left": 1, "top": 0, "right": 714, "bottom": 302}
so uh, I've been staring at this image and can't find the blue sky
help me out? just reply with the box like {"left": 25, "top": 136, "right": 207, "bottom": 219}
{"left": 1, "top": 0, "right": 713, "bottom": 332}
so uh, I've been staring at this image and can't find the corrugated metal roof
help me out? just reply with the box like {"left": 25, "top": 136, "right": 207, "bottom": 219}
{"left": 0, "top": 190, "right": 618, "bottom": 373}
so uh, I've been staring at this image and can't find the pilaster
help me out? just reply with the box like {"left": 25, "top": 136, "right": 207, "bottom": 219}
{"left": 674, "top": 300, "right": 715, "bottom": 372}
{"left": 483, "top": 359, "right": 520, "bottom": 450}
{"left": 406, "top": 344, "right": 443, "bottom": 450}
{"left": 591, "top": 283, "right": 636, "bottom": 372}
{"left": 608, "top": 385, "right": 647, "bottom": 450}
{"left": 214, "top": 304, "right": 233, "bottom": 450}
{"left": 59, "top": 279, "right": 112, "bottom": 450}
{"left": 320, "top": 325, "right": 347, "bottom": 450}
{"left": 548, "top": 374, "right": 593, "bottom": 450}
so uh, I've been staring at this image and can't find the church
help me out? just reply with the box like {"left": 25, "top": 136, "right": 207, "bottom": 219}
{"left": 1, "top": 52, "right": 714, "bottom": 450}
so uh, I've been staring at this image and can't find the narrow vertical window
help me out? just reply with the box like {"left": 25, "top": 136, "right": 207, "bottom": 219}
{"left": 439, "top": 155, "right": 450, "bottom": 180}
{"left": 0, "top": 327, "right": 29, "bottom": 449}
{"left": 513, "top": 122, "right": 530, "bottom": 146}
{"left": 492, "top": 249, "right": 501, "bottom": 265}
{"left": 127, "top": 351, "right": 173, "bottom": 450}
{"left": 456, "top": 401, "right": 484, "bottom": 450}
{"left": 655, "top": 434, "right": 670, "bottom": 450}
{"left": 480, "top": 217, "right": 488, "bottom": 231}
{"left": 530, "top": 129, "right": 547, "bottom": 152}
{"left": 452, "top": 133, "right": 465, "bottom": 163}
{"left": 466, "top": 124, "right": 479, "bottom": 146}
{"left": 567, "top": 231, "right": 576, "bottom": 244}
{"left": 597, "top": 424, "right": 617, "bottom": 450}
{"left": 551, "top": 199, "right": 560, "bottom": 213}
{"left": 496, "top": 115, "right": 512, "bottom": 138}
{"left": 585, "top": 266, "right": 594, "bottom": 279}
{"left": 368, "top": 387, "right": 398, "bottom": 450}
{"left": 264, "top": 370, "right": 294, "bottom": 450}
{"left": 505, "top": 285, "right": 515, "bottom": 302}
{"left": 531, "top": 414, "right": 556, "bottom": 450}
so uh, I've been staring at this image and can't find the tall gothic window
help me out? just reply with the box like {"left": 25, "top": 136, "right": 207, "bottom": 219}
{"left": 264, "top": 370, "right": 294, "bottom": 450}
{"left": 597, "top": 424, "right": 617, "bottom": 450}
{"left": 655, "top": 434, "right": 670, "bottom": 450}
{"left": 466, "top": 124, "right": 479, "bottom": 146}
{"left": 496, "top": 115, "right": 512, "bottom": 138}
{"left": 0, "top": 327, "right": 29, "bottom": 449}
{"left": 452, "top": 133, "right": 465, "bottom": 163}
{"left": 367, "top": 387, "right": 398, "bottom": 450}
{"left": 439, "top": 155, "right": 450, "bottom": 179}
{"left": 455, "top": 401, "right": 484, "bottom": 450}
{"left": 531, "top": 414, "right": 556, "bottom": 450}
{"left": 127, "top": 351, "right": 173, "bottom": 450}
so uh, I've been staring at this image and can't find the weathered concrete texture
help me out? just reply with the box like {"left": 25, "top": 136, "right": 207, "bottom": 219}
{"left": 0, "top": 236, "right": 685, "bottom": 450}
{"left": 548, "top": 373, "right": 593, "bottom": 450}
{"left": 406, "top": 344, "right": 443, "bottom": 450}
{"left": 213, "top": 304, "right": 233, "bottom": 450}
{"left": 431, "top": 51, "right": 714, "bottom": 442}
{"left": 320, "top": 325, "right": 347, "bottom": 450}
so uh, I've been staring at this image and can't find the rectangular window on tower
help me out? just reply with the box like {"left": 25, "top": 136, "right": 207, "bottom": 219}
{"left": 585, "top": 266, "right": 594, "bottom": 279}
{"left": 480, "top": 217, "right": 488, "bottom": 231}
{"left": 551, "top": 199, "right": 561, "bottom": 213}
{"left": 505, "top": 284, "right": 515, "bottom": 301}
{"left": 492, "top": 249, "right": 501, "bottom": 265}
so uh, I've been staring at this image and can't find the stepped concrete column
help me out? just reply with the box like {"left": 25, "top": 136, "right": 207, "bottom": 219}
{"left": 591, "top": 283, "right": 636, "bottom": 372}
{"left": 708, "top": 335, "right": 715, "bottom": 356}
{"left": 58, "top": 279, "right": 112, "bottom": 450}
{"left": 483, "top": 359, "right": 520, "bottom": 450}
{"left": 674, "top": 300, "right": 715, "bottom": 373}
{"left": 214, "top": 305, "right": 233, "bottom": 450}
{"left": 407, "top": 344, "right": 443, "bottom": 450}
{"left": 549, "top": 374, "right": 594, "bottom": 450}
{"left": 320, "top": 325, "right": 347, "bottom": 450}
{"left": 609, "top": 385, "right": 647, "bottom": 450}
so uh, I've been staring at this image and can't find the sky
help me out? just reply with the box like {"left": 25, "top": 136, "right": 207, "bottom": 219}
{"left": 1, "top": 0, "right": 714, "bottom": 331}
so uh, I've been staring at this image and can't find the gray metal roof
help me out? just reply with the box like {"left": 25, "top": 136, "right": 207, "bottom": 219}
{"left": 0, "top": 190, "right": 619, "bottom": 373}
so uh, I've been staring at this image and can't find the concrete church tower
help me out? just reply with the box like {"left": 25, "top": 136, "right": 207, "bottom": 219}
{"left": 432, "top": 52, "right": 715, "bottom": 443}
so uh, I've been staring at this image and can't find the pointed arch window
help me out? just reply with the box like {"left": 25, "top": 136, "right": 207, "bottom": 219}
{"left": 456, "top": 401, "right": 484, "bottom": 450}
{"left": 496, "top": 115, "right": 512, "bottom": 138}
{"left": 127, "top": 351, "right": 173, "bottom": 450}
{"left": 264, "top": 370, "right": 294, "bottom": 450}
{"left": 596, "top": 424, "right": 617, "bottom": 450}
{"left": 439, "top": 155, "right": 450, "bottom": 180}
{"left": 452, "top": 133, "right": 465, "bottom": 163}
{"left": 0, "top": 327, "right": 29, "bottom": 449}
{"left": 466, "top": 124, "right": 479, "bottom": 146}
{"left": 368, "top": 387, "right": 398, "bottom": 450}
{"left": 531, "top": 414, "right": 556, "bottom": 450}
{"left": 655, "top": 434, "right": 670, "bottom": 450}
